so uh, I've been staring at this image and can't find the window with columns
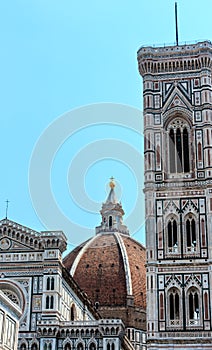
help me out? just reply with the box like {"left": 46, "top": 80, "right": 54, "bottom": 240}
{"left": 186, "top": 216, "right": 197, "bottom": 249}
{"left": 166, "top": 216, "right": 179, "bottom": 254}
{"left": 168, "top": 119, "right": 190, "bottom": 174}
{"left": 169, "top": 289, "right": 180, "bottom": 320}
{"left": 187, "top": 288, "right": 200, "bottom": 326}
{"left": 46, "top": 277, "right": 55, "bottom": 291}
{"left": 182, "top": 213, "right": 201, "bottom": 257}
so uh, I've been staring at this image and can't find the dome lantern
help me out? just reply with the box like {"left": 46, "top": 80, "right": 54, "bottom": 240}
{"left": 96, "top": 178, "right": 129, "bottom": 236}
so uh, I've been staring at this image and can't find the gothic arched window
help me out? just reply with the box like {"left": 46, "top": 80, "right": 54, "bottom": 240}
{"left": 167, "top": 217, "right": 178, "bottom": 254}
{"left": 186, "top": 217, "right": 196, "bottom": 248}
{"left": 64, "top": 344, "right": 71, "bottom": 350}
{"left": 77, "top": 343, "right": 83, "bottom": 350}
{"left": 188, "top": 289, "right": 200, "bottom": 321}
{"left": 89, "top": 343, "right": 96, "bottom": 350}
{"left": 169, "top": 289, "right": 180, "bottom": 320}
{"left": 31, "top": 344, "right": 38, "bottom": 350}
{"left": 168, "top": 120, "right": 190, "bottom": 174}
{"left": 47, "top": 277, "right": 55, "bottom": 290}
{"left": 168, "top": 219, "right": 177, "bottom": 247}
{"left": 109, "top": 216, "right": 113, "bottom": 228}
{"left": 21, "top": 345, "right": 27, "bottom": 350}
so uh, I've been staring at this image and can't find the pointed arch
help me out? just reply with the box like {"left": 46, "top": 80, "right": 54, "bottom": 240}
{"left": 183, "top": 213, "right": 199, "bottom": 256}
{"left": 187, "top": 287, "right": 200, "bottom": 325}
{"left": 165, "top": 215, "right": 179, "bottom": 255}
{"left": 166, "top": 116, "right": 191, "bottom": 175}
{"left": 167, "top": 287, "right": 182, "bottom": 328}
{"left": 76, "top": 343, "right": 84, "bottom": 350}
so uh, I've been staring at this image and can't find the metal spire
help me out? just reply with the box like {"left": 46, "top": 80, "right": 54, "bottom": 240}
{"left": 175, "top": 2, "right": 179, "bottom": 46}
{"left": 5, "top": 199, "right": 9, "bottom": 219}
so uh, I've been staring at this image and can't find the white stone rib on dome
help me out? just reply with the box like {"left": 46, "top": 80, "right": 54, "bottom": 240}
{"left": 114, "top": 232, "right": 133, "bottom": 295}
{"left": 70, "top": 235, "right": 97, "bottom": 276}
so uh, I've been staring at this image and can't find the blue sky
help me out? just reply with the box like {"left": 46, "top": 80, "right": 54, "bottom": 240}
{"left": 1, "top": 0, "right": 212, "bottom": 252}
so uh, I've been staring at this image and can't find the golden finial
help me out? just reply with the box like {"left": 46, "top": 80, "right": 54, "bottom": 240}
{"left": 109, "top": 176, "right": 115, "bottom": 188}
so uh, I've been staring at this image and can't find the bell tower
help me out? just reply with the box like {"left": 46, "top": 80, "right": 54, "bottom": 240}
{"left": 138, "top": 41, "right": 212, "bottom": 349}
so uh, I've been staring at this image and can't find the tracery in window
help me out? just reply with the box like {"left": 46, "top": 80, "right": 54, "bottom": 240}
{"left": 168, "top": 119, "right": 190, "bottom": 173}
{"left": 2, "top": 289, "right": 20, "bottom": 306}
{"left": 188, "top": 288, "right": 200, "bottom": 325}
{"left": 186, "top": 218, "right": 196, "bottom": 246}
{"left": 169, "top": 289, "right": 180, "bottom": 320}
{"left": 167, "top": 217, "right": 178, "bottom": 253}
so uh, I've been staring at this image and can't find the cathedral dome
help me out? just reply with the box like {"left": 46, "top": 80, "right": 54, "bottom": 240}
{"left": 63, "top": 179, "right": 146, "bottom": 330}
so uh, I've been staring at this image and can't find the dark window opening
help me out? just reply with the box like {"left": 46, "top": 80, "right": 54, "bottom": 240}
{"left": 186, "top": 218, "right": 196, "bottom": 247}
{"left": 169, "top": 290, "right": 179, "bottom": 320}
{"left": 189, "top": 290, "right": 199, "bottom": 319}
{"left": 183, "top": 128, "right": 190, "bottom": 172}
{"left": 169, "top": 125, "right": 190, "bottom": 173}
{"left": 168, "top": 219, "right": 178, "bottom": 248}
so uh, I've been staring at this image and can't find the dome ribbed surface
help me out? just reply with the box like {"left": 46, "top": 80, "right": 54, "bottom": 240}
{"left": 63, "top": 232, "right": 146, "bottom": 309}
